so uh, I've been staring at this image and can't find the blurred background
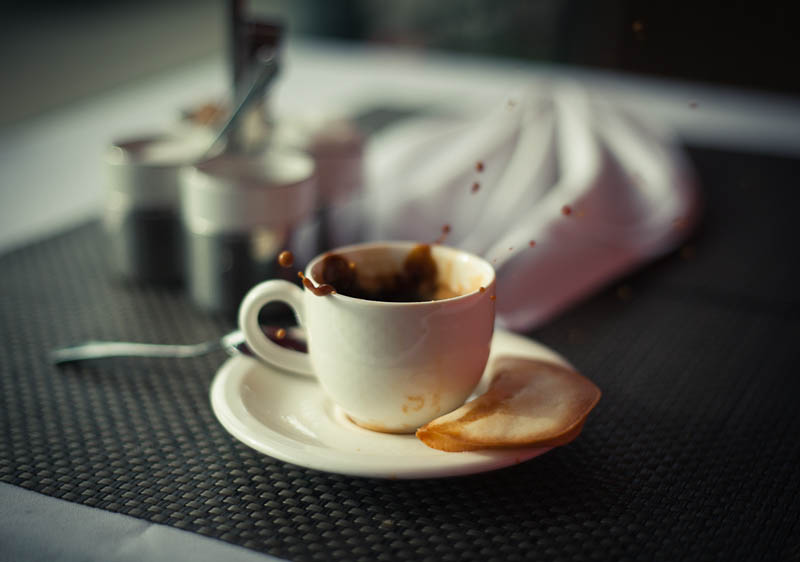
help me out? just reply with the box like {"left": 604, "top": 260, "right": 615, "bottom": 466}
{"left": 1, "top": 0, "right": 796, "bottom": 126}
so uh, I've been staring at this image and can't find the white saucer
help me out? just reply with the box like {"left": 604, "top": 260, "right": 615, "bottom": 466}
{"left": 210, "top": 329, "right": 571, "bottom": 479}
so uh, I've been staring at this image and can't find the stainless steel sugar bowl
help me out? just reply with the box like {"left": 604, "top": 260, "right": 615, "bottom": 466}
{"left": 180, "top": 148, "right": 317, "bottom": 315}
{"left": 104, "top": 134, "right": 207, "bottom": 283}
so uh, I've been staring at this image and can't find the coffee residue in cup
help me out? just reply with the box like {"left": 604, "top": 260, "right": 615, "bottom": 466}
{"left": 309, "top": 243, "right": 461, "bottom": 302}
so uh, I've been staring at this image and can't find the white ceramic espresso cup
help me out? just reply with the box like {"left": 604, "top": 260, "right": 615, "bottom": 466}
{"left": 238, "top": 241, "right": 496, "bottom": 433}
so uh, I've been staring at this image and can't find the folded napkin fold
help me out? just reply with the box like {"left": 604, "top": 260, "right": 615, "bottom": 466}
{"left": 363, "top": 83, "right": 701, "bottom": 331}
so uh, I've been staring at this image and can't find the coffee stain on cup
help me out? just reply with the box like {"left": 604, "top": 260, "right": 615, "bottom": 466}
{"left": 403, "top": 395, "right": 425, "bottom": 413}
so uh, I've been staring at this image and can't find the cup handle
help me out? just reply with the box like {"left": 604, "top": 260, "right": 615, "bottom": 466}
{"left": 238, "top": 280, "right": 315, "bottom": 377}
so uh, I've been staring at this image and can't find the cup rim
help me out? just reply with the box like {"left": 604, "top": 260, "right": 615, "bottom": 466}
{"left": 107, "top": 133, "right": 207, "bottom": 169}
{"left": 304, "top": 240, "right": 496, "bottom": 307}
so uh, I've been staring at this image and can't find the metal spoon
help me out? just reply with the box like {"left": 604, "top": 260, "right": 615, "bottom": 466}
{"left": 49, "top": 328, "right": 305, "bottom": 366}
{"left": 201, "top": 50, "right": 279, "bottom": 160}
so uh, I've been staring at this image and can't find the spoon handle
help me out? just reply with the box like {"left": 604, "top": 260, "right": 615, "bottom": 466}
{"left": 50, "top": 340, "right": 222, "bottom": 365}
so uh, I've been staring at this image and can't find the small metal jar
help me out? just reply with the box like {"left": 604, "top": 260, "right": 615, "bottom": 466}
{"left": 180, "top": 148, "right": 317, "bottom": 315}
{"left": 271, "top": 116, "right": 365, "bottom": 250}
{"left": 308, "top": 119, "right": 365, "bottom": 250}
{"left": 104, "top": 134, "right": 207, "bottom": 283}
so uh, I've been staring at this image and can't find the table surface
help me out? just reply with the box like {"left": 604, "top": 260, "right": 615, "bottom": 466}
{"left": 2, "top": 39, "right": 800, "bottom": 562}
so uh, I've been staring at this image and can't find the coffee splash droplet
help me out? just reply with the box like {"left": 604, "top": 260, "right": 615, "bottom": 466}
{"left": 616, "top": 285, "right": 633, "bottom": 301}
{"left": 278, "top": 250, "right": 294, "bottom": 268}
{"left": 632, "top": 19, "right": 646, "bottom": 40}
{"left": 673, "top": 217, "right": 689, "bottom": 230}
{"left": 433, "top": 224, "right": 451, "bottom": 245}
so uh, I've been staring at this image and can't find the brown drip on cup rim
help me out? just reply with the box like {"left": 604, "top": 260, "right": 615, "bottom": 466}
{"left": 297, "top": 271, "right": 335, "bottom": 296}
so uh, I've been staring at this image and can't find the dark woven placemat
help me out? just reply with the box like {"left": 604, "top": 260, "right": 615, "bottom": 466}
{"left": 2, "top": 147, "right": 800, "bottom": 561}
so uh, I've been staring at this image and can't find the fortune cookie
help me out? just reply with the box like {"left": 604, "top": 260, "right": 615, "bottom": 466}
{"left": 417, "top": 357, "right": 601, "bottom": 452}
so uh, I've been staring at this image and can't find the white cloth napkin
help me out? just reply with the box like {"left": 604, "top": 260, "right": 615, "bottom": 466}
{"left": 363, "top": 82, "right": 701, "bottom": 331}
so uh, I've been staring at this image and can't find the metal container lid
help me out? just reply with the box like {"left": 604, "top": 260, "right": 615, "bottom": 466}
{"left": 106, "top": 134, "right": 210, "bottom": 208}
{"left": 271, "top": 116, "right": 365, "bottom": 205}
{"left": 180, "top": 148, "right": 316, "bottom": 235}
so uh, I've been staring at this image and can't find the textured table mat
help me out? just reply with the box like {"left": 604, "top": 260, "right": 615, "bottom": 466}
{"left": 2, "top": 147, "right": 799, "bottom": 561}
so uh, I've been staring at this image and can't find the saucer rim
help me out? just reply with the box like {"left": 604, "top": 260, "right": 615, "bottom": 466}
{"left": 210, "top": 329, "right": 566, "bottom": 479}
